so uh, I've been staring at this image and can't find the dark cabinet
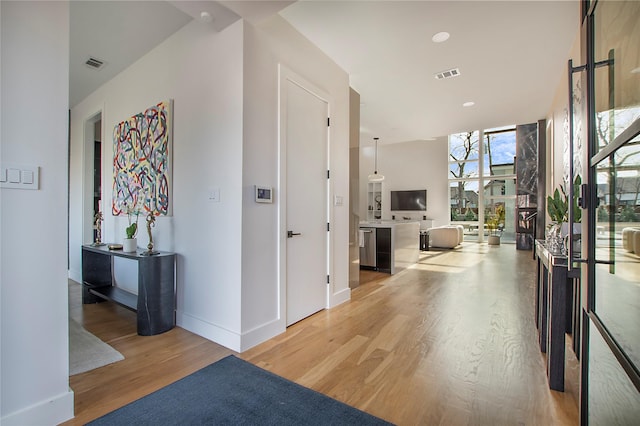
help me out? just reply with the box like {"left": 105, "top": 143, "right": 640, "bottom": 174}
{"left": 376, "top": 228, "right": 391, "bottom": 273}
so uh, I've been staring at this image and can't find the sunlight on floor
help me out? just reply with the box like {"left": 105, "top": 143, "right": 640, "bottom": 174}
{"left": 410, "top": 243, "right": 492, "bottom": 273}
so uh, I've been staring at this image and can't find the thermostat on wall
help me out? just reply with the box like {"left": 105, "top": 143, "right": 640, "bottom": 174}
{"left": 255, "top": 186, "right": 273, "bottom": 203}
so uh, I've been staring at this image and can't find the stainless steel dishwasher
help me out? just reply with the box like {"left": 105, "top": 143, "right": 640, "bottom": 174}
{"left": 359, "top": 227, "right": 376, "bottom": 268}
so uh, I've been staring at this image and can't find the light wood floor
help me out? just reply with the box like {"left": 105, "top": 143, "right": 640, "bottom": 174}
{"left": 63, "top": 243, "right": 579, "bottom": 425}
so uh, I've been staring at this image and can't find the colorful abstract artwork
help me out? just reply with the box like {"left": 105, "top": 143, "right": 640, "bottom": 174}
{"left": 112, "top": 100, "right": 172, "bottom": 217}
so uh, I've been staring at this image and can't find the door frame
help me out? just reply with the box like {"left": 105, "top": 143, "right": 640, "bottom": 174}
{"left": 82, "top": 110, "right": 103, "bottom": 245}
{"left": 277, "top": 64, "right": 332, "bottom": 325}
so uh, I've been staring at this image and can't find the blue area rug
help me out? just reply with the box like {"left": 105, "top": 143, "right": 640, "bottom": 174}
{"left": 88, "top": 355, "right": 392, "bottom": 425}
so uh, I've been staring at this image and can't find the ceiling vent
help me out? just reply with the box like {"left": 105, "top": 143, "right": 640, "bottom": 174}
{"left": 435, "top": 68, "right": 460, "bottom": 80}
{"left": 85, "top": 57, "right": 105, "bottom": 70}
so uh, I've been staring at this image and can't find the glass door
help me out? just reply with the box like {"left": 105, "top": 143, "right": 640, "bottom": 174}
{"left": 583, "top": 0, "right": 640, "bottom": 423}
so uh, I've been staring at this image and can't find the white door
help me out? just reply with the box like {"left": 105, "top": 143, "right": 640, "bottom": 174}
{"left": 283, "top": 74, "right": 328, "bottom": 326}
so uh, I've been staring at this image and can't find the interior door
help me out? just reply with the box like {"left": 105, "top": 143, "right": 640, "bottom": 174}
{"left": 283, "top": 73, "right": 328, "bottom": 326}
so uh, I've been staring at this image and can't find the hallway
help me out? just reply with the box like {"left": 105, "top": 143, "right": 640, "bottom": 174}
{"left": 66, "top": 243, "right": 579, "bottom": 425}
{"left": 243, "top": 243, "right": 580, "bottom": 425}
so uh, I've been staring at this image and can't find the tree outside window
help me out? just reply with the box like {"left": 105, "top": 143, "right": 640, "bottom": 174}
{"left": 449, "top": 131, "right": 479, "bottom": 221}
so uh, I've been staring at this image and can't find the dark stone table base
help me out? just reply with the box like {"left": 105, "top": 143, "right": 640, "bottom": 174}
{"left": 82, "top": 245, "right": 176, "bottom": 336}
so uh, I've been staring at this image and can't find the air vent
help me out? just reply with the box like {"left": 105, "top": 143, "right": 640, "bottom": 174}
{"left": 85, "top": 57, "right": 105, "bottom": 70}
{"left": 435, "top": 68, "right": 460, "bottom": 80}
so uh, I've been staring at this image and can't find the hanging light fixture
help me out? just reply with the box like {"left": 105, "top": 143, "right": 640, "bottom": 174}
{"left": 368, "top": 137, "right": 385, "bottom": 182}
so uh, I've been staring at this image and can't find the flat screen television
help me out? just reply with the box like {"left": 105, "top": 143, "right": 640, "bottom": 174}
{"left": 390, "top": 189, "right": 427, "bottom": 211}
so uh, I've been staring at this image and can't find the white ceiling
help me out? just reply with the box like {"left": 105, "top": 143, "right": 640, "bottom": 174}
{"left": 70, "top": 1, "right": 192, "bottom": 107}
{"left": 69, "top": 1, "right": 291, "bottom": 107}
{"left": 70, "top": 1, "right": 580, "bottom": 145}
{"left": 281, "top": 1, "right": 579, "bottom": 145}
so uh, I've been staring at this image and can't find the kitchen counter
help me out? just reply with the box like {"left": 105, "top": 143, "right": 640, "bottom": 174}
{"left": 359, "top": 221, "right": 420, "bottom": 274}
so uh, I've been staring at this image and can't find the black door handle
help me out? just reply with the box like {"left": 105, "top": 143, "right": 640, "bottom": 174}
{"left": 287, "top": 231, "right": 302, "bottom": 238}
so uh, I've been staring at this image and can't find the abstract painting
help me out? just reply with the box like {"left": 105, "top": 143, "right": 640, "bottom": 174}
{"left": 112, "top": 100, "right": 172, "bottom": 217}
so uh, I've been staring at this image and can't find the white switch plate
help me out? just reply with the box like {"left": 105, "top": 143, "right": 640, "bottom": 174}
{"left": 8, "top": 169, "right": 20, "bottom": 183}
{"left": 334, "top": 195, "right": 344, "bottom": 206}
{"left": 0, "top": 164, "right": 39, "bottom": 190}
{"left": 208, "top": 188, "right": 220, "bottom": 202}
{"left": 22, "top": 170, "right": 34, "bottom": 184}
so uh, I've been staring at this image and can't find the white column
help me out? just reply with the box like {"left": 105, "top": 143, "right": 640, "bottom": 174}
{"left": 477, "top": 130, "right": 485, "bottom": 243}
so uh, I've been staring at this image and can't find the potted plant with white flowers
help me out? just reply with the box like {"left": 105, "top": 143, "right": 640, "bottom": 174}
{"left": 123, "top": 203, "right": 141, "bottom": 252}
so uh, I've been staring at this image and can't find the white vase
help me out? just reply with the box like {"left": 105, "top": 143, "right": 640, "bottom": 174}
{"left": 123, "top": 238, "right": 137, "bottom": 252}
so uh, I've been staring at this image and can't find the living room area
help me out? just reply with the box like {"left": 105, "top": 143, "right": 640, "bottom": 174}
{"left": 357, "top": 124, "right": 542, "bottom": 251}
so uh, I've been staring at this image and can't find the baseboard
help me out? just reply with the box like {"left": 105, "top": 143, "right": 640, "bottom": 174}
{"left": 1, "top": 389, "right": 74, "bottom": 426}
{"left": 177, "top": 311, "right": 242, "bottom": 352}
{"left": 240, "top": 318, "right": 285, "bottom": 352}
{"left": 329, "top": 286, "right": 351, "bottom": 308}
{"left": 177, "top": 311, "right": 286, "bottom": 353}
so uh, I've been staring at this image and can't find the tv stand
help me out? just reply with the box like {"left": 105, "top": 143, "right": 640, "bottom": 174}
{"left": 81, "top": 244, "right": 176, "bottom": 336}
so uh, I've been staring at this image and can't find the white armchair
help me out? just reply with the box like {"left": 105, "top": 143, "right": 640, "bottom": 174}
{"left": 428, "top": 225, "right": 463, "bottom": 249}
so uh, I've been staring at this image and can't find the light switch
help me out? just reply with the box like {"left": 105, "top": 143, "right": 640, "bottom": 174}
{"left": 1, "top": 164, "right": 39, "bottom": 190}
{"left": 334, "top": 195, "right": 344, "bottom": 206}
{"left": 8, "top": 169, "right": 20, "bottom": 183}
{"left": 22, "top": 170, "right": 34, "bottom": 184}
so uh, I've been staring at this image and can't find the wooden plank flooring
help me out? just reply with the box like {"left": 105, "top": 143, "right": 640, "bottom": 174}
{"left": 63, "top": 285, "right": 235, "bottom": 425}
{"left": 63, "top": 243, "right": 579, "bottom": 425}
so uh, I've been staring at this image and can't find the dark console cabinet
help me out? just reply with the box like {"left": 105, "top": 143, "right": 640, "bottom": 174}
{"left": 81, "top": 245, "right": 176, "bottom": 336}
{"left": 376, "top": 228, "right": 392, "bottom": 273}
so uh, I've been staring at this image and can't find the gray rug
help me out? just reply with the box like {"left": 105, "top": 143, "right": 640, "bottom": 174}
{"left": 88, "top": 355, "right": 392, "bottom": 425}
{"left": 69, "top": 317, "right": 124, "bottom": 375}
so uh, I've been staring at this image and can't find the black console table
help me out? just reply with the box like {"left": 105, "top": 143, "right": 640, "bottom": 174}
{"left": 534, "top": 240, "right": 580, "bottom": 391}
{"left": 81, "top": 244, "right": 176, "bottom": 336}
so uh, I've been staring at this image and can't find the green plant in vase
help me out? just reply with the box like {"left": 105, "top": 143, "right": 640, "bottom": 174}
{"left": 486, "top": 205, "right": 505, "bottom": 245}
{"left": 123, "top": 201, "right": 141, "bottom": 252}
{"left": 126, "top": 201, "right": 141, "bottom": 238}
{"left": 126, "top": 220, "right": 138, "bottom": 239}
{"left": 547, "top": 186, "right": 568, "bottom": 223}
{"left": 546, "top": 175, "right": 582, "bottom": 251}
{"left": 547, "top": 175, "right": 583, "bottom": 223}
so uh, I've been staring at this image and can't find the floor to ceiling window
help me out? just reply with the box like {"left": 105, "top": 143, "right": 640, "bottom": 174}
{"left": 449, "top": 127, "right": 517, "bottom": 242}
{"left": 449, "top": 131, "right": 481, "bottom": 240}
{"left": 484, "top": 127, "right": 517, "bottom": 242}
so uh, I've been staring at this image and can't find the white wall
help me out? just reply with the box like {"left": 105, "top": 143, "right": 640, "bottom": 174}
{"left": 546, "top": 30, "right": 581, "bottom": 213}
{"left": 70, "top": 15, "right": 352, "bottom": 352}
{"left": 70, "top": 20, "right": 246, "bottom": 349}
{"left": 239, "top": 17, "right": 352, "bottom": 349}
{"left": 360, "top": 138, "right": 450, "bottom": 228}
{"left": 0, "top": 1, "right": 74, "bottom": 424}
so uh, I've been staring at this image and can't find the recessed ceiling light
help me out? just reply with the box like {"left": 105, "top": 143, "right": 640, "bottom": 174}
{"left": 432, "top": 32, "right": 450, "bottom": 43}
{"left": 199, "top": 11, "right": 213, "bottom": 23}
{"left": 463, "top": 101, "right": 475, "bottom": 107}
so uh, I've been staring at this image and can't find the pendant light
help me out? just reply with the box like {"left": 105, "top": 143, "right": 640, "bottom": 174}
{"left": 368, "top": 137, "right": 385, "bottom": 182}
